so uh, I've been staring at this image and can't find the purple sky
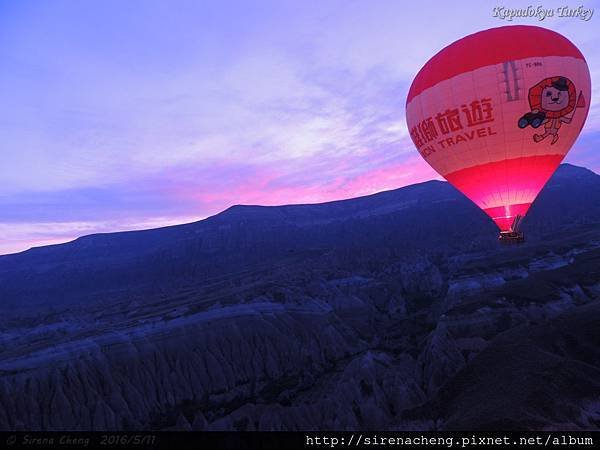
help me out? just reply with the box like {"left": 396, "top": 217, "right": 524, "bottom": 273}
{"left": 1, "top": 0, "right": 599, "bottom": 254}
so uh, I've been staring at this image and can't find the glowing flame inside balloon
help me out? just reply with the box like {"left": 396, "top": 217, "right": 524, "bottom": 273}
{"left": 406, "top": 25, "right": 591, "bottom": 234}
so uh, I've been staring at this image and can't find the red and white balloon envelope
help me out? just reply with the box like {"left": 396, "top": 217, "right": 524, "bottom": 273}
{"left": 406, "top": 26, "right": 591, "bottom": 240}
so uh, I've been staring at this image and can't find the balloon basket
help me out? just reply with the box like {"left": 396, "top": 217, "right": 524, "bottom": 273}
{"left": 498, "top": 231, "right": 525, "bottom": 244}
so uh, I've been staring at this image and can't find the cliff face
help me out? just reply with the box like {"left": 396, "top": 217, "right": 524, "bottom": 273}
{"left": 0, "top": 164, "right": 599, "bottom": 431}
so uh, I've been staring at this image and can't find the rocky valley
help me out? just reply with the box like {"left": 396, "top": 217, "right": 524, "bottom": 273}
{"left": 0, "top": 164, "right": 599, "bottom": 431}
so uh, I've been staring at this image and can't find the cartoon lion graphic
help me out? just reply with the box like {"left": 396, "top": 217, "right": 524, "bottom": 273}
{"left": 518, "top": 76, "right": 583, "bottom": 145}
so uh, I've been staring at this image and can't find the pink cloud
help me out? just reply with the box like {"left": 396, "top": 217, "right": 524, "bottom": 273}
{"left": 164, "top": 153, "right": 440, "bottom": 210}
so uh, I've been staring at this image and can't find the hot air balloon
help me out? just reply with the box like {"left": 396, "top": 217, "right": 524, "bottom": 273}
{"left": 406, "top": 25, "right": 591, "bottom": 242}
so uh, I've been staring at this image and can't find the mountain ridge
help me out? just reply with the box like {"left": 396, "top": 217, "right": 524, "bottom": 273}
{"left": 2, "top": 163, "right": 596, "bottom": 260}
{"left": 0, "top": 163, "right": 598, "bottom": 310}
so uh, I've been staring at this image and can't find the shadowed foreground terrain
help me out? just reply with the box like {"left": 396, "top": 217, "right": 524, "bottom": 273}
{"left": 0, "top": 163, "right": 599, "bottom": 431}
